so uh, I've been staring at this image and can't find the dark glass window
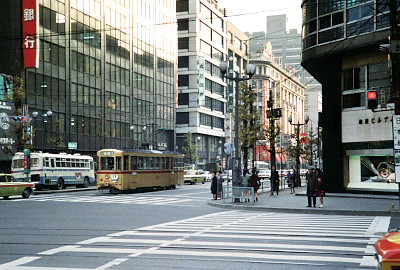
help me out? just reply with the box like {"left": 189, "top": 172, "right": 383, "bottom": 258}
{"left": 178, "top": 93, "right": 189, "bottom": 105}
{"left": 178, "top": 37, "right": 189, "bottom": 49}
{"left": 176, "top": 112, "right": 189, "bottom": 124}
{"left": 176, "top": 0, "right": 189, "bottom": 12}
{"left": 177, "top": 19, "right": 189, "bottom": 31}
{"left": 178, "top": 56, "right": 189, "bottom": 68}
{"left": 343, "top": 93, "right": 363, "bottom": 108}
{"left": 178, "top": 75, "right": 189, "bottom": 87}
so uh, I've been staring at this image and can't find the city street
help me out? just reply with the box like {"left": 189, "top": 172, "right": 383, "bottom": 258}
{"left": 0, "top": 183, "right": 390, "bottom": 269}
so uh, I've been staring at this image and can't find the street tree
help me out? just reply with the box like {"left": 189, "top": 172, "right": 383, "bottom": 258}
{"left": 238, "top": 82, "right": 263, "bottom": 171}
{"left": 182, "top": 132, "right": 199, "bottom": 166}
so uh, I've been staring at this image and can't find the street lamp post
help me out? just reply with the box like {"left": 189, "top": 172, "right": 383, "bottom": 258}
{"left": 32, "top": 110, "right": 53, "bottom": 152}
{"left": 288, "top": 115, "right": 309, "bottom": 187}
{"left": 219, "top": 61, "right": 256, "bottom": 190}
{"left": 129, "top": 125, "right": 147, "bottom": 149}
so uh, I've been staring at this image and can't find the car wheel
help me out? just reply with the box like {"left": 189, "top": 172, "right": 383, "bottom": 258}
{"left": 22, "top": 188, "right": 31, "bottom": 198}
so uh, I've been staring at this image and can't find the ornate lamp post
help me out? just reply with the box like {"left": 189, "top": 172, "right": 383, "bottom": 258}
{"left": 288, "top": 115, "right": 309, "bottom": 187}
{"left": 219, "top": 62, "right": 256, "bottom": 189}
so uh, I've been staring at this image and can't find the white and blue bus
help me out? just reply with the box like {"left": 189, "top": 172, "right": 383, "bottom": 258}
{"left": 11, "top": 152, "right": 95, "bottom": 190}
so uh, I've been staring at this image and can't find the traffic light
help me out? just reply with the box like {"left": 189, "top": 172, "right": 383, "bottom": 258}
{"left": 12, "top": 116, "right": 30, "bottom": 123}
{"left": 367, "top": 90, "right": 378, "bottom": 110}
{"left": 272, "top": 108, "right": 282, "bottom": 118}
{"left": 224, "top": 143, "right": 232, "bottom": 155}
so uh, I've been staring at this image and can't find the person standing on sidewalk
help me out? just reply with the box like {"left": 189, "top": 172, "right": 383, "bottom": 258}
{"left": 216, "top": 171, "right": 223, "bottom": 199}
{"left": 249, "top": 168, "right": 261, "bottom": 201}
{"left": 306, "top": 167, "right": 318, "bottom": 207}
{"left": 241, "top": 169, "right": 250, "bottom": 202}
{"left": 210, "top": 171, "right": 217, "bottom": 200}
{"left": 316, "top": 175, "right": 325, "bottom": 207}
{"left": 270, "top": 165, "right": 280, "bottom": 195}
{"left": 287, "top": 169, "right": 296, "bottom": 194}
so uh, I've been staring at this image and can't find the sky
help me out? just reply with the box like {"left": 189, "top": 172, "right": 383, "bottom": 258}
{"left": 218, "top": 0, "right": 303, "bottom": 33}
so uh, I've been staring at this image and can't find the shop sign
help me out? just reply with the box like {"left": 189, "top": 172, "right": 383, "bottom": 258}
{"left": 22, "top": 0, "right": 39, "bottom": 68}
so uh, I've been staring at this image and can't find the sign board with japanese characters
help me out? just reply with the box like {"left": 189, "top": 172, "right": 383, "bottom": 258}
{"left": 198, "top": 56, "right": 205, "bottom": 107}
{"left": 22, "top": 0, "right": 39, "bottom": 68}
{"left": 393, "top": 115, "right": 400, "bottom": 150}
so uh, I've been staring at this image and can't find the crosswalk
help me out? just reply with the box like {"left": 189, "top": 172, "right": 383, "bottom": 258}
{"left": 26, "top": 194, "right": 198, "bottom": 206}
{"left": 0, "top": 211, "right": 385, "bottom": 269}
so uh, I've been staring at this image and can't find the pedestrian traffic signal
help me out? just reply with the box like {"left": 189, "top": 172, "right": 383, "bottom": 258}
{"left": 12, "top": 116, "right": 30, "bottom": 123}
{"left": 272, "top": 108, "right": 282, "bottom": 118}
{"left": 367, "top": 90, "right": 378, "bottom": 110}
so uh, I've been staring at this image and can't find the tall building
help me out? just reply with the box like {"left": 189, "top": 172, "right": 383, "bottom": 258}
{"left": 301, "top": 0, "right": 395, "bottom": 193}
{"left": 0, "top": 0, "right": 178, "bottom": 170}
{"left": 176, "top": 0, "right": 228, "bottom": 168}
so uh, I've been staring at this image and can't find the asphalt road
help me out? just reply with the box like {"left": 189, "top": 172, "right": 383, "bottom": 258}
{"left": 0, "top": 182, "right": 385, "bottom": 269}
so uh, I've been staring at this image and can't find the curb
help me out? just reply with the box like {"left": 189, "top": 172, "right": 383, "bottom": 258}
{"left": 207, "top": 201, "right": 400, "bottom": 216}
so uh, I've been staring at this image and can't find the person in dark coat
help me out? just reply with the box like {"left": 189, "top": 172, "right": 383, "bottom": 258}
{"left": 216, "top": 171, "right": 223, "bottom": 199}
{"left": 210, "top": 171, "right": 217, "bottom": 200}
{"left": 306, "top": 167, "right": 318, "bottom": 207}
{"left": 316, "top": 175, "right": 325, "bottom": 208}
{"left": 248, "top": 168, "right": 261, "bottom": 201}
{"left": 270, "top": 166, "right": 280, "bottom": 195}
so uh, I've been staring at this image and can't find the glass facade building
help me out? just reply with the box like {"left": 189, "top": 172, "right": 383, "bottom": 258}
{"left": 0, "top": 0, "right": 177, "bottom": 164}
{"left": 301, "top": 0, "right": 396, "bottom": 193}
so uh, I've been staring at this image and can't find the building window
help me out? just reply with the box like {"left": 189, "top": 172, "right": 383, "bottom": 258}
{"left": 343, "top": 67, "right": 365, "bottom": 90}
{"left": 176, "top": 0, "right": 189, "bottom": 12}
{"left": 178, "top": 37, "right": 189, "bottom": 49}
{"left": 177, "top": 18, "right": 189, "bottom": 31}
{"left": 176, "top": 112, "right": 189, "bottom": 124}
{"left": 178, "top": 93, "right": 189, "bottom": 105}
{"left": 178, "top": 56, "right": 189, "bottom": 68}
{"left": 178, "top": 75, "right": 189, "bottom": 87}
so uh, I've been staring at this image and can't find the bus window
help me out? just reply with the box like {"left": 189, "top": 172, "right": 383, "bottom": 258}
{"left": 100, "top": 157, "right": 114, "bottom": 170}
{"left": 31, "top": 158, "right": 39, "bottom": 167}
{"left": 116, "top": 156, "right": 122, "bottom": 171}
{"left": 50, "top": 159, "right": 55, "bottom": 168}
{"left": 123, "top": 156, "right": 129, "bottom": 171}
{"left": 45, "top": 157, "right": 50, "bottom": 167}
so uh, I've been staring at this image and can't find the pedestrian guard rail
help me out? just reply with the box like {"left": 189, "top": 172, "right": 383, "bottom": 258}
{"left": 222, "top": 185, "right": 254, "bottom": 205}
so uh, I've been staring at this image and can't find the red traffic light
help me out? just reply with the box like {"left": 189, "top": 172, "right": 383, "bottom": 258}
{"left": 367, "top": 91, "right": 377, "bottom": 100}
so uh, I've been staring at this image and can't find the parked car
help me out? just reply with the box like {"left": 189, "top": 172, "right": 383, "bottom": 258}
{"left": 0, "top": 173, "right": 35, "bottom": 199}
{"left": 183, "top": 170, "right": 206, "bottom": 185}
{"left": 375, "top": 229, "right": 400, "bottom": 269}
{"left": 258, "top": 169, "right": 271, "bottom": 180}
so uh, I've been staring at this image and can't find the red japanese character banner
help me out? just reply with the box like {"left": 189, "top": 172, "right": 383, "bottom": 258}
{"left": 22, "top": 0, "right": 39, "bottom": 68}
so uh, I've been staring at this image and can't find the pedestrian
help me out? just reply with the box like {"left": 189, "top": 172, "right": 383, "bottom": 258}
{"left": 241, "top": 169, "right": 250, "bottom": 202}
{"left": 249, "top": 168, "right": 261, "bottom": 201}
{"left": 316, "top": 175, "right": 325, "bottom": 208}
{"left": 270, "top": 165, "right": 279, "bottom": 195}
{"left": 210, "top": 171, "right": 217, "bottom": 200}
{"left": 306, "top": 166, "right": 318, "bottom": 207}
{"left": 287, "top": 169, "right": 296, "bottom": 194}
{"left": 216, "top": 170, "right": 223, "bottom": 199}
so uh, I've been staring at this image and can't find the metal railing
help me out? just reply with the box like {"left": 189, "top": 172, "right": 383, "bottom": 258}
{"left": 222, "top": 186, "right": 254, "bottom": 205}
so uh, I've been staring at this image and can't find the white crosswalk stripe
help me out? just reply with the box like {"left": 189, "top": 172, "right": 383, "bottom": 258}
{"left": 26, "top": 194, "right": 194, "bottom": 206}
{"left": 0, "top": 211, "right": 384, "bottom": 269}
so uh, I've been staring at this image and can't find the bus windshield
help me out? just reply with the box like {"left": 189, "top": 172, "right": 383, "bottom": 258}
{"left": 100, "top": 157, "right": 115, "bottom": 170}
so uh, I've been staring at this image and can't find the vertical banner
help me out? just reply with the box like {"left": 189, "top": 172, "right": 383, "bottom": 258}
{"left": 198, "top": 56, "right": 205, "bottom": 106}
{"left": 393, "top": 115, "right": 400, "bottom": 183}
{"left": 227, "top": 51, "right": 234, "bottom": 112}
{"left": 22, "top": 0, "right": 39, "bottom": 68}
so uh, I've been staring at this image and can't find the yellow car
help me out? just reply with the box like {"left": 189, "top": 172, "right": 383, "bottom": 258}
{"left": 183, "top": 170, "right": 206, "bottom": 185}
{"left": 0, "top": 174, "right": 35, "bottom": 199}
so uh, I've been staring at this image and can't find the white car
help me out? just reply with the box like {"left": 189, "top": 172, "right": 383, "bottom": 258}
{"left": 258, "top": 169, "right": 271, "bottom": 179}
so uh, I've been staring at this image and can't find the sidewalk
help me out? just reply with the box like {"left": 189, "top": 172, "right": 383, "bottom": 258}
{"left": 208, "top": 183, "right": 400, "bottom": 217}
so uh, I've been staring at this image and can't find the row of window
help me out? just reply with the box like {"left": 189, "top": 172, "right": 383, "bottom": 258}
{"left": 47, "top": 158, "right": 92, "bottom": 168}
{"left": 100, "top": 156, "right": 183, "bottom": 170}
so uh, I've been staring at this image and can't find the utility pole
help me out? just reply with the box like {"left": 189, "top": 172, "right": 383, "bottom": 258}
{"left": 267, "top": 87, "right": 276, "bottom": 169}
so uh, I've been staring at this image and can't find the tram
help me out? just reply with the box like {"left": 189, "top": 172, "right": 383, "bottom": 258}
{"left": 96, "top": 149, "right": 185, "bottom": 193}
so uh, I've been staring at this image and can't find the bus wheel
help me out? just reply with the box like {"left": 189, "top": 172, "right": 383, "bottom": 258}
{"left": 3, "top": 196, "right": 9, "bottom": 199}
{"left": 22, "top": 188, "right": 31, "bottom": 198}
{"left": 57, "top": 178, "right": 65, "bottom": 190}
{"left": 83, "top": 177, "right": 89, "bottom": 188}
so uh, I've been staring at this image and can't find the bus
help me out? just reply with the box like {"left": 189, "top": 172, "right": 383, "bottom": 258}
{"left": 97, "top": 149, "right": 185, "bottom": 193}
{"left": 11, "top": 152, "right": 95, "bottom": 190}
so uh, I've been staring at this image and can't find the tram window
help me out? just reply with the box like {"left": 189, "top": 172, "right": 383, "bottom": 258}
{"left": 148, "top": 157, "right": 154, "bottom": 169}
{"left": 116, "top": 156, "right": 122, "bottom": 170}
{"left": 131, "top": 156, "right": 138, "bottom": 170}
{"left": 100, "top": 157, "right": 114, "bottom": 170}
{"left": 123, "top": 156, "right": 129, "bottom": 170}
{"left": 143, "top": 157, "right": 148, "bottom": 169}
{"left": 160, "top": 157, "right": 166, "bottom": 169}
{"left": 166, "top": 158, "right": 170, "bottom": 169}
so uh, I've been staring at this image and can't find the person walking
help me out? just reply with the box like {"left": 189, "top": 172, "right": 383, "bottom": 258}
{"left": 316, "top": 175, "right": 325, "bottom": 207}
{"left": 270, "top": 165, "right": 280, "bottom": 195}
{"left": 249, "top": 168, "right": 261, "bottom": 201}
{"left": 241, "top": 169, "right": 250, "bottom": 202}
{"left": 216, "top": 170, "right": 223, "bottom": 199}
{"left": 210, "top": 171, "right": 217, "bottom": 200}
{"left": 306, "top": 166, "right": 318, "bottom": 207}
{"left": 287, "top": 169, "right": 296, "bottom": 194}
